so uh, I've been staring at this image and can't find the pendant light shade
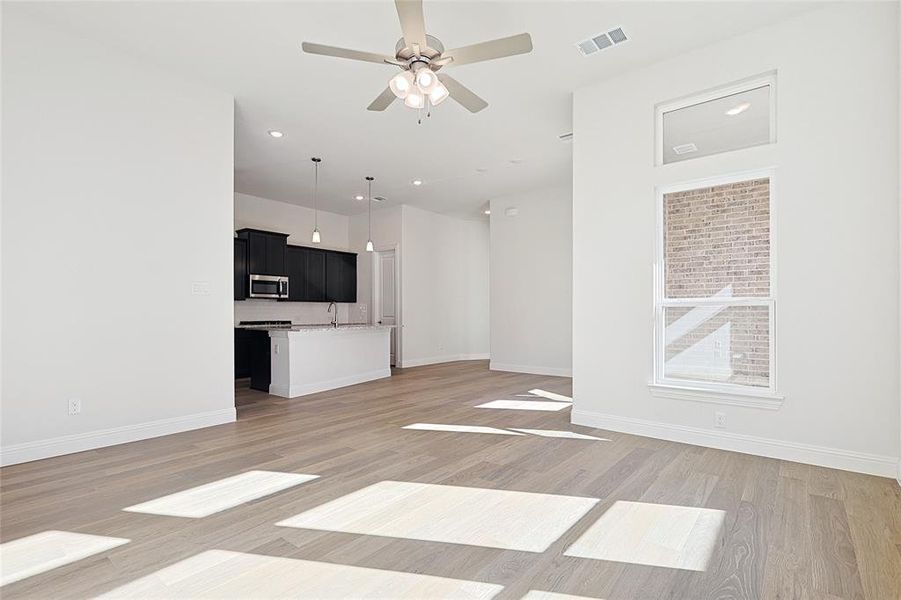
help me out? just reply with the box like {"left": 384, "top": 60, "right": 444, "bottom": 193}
{"left": 365, "top": 176, "right": 375, "bottom": 252}
{"left": 311, "top": 157, "right": 322, "bottom": 244}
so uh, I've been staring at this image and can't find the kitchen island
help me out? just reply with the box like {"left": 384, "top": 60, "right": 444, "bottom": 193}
{"left": 268, "top": 324, "right": 392, "bottom": 398}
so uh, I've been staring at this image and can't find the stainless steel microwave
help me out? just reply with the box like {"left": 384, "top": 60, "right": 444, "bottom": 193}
{"left": 249, "top": 274, "right": 289, "bottom": 299}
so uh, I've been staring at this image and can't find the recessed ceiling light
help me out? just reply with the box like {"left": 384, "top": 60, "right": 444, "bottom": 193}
{"left": 267, "top": 130, "right": 285, "bottom": 138}
{"left": 725, "top": 102, "right": 751, "bottom": 116}
{"left": 411, "top": 179, "right": 423, "bottom": 186}
{"left": 354, "top": 195, "right": 364, "bottom": 201}
{"left": 484, "top": 210, "right": 491, "bottom": 215}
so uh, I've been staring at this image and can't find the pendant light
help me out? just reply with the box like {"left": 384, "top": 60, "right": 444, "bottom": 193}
{"left": 311, "top": 157, "right": 322, "bottom": 243}
{"left": 365, "top": 176, "right": 375, "bottom": 252}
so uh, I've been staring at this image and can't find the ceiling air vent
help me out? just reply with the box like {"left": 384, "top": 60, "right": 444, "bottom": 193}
{"left": 591, "top": 34, "right": 613, "bottom": 51}
{"left": 608, "top": 27, "right": 628, "bottom": 44}
{"left": 576, "top": 27, "right": 628, "bottom": 57}
{"left": 672, "top": 143, "right": 698, "bottom": 155}
{"left": 577, "top": 40, "right": 598, "bottom": 56}
{"left": 558, "top": 132, "right": 573, "bottom": 143}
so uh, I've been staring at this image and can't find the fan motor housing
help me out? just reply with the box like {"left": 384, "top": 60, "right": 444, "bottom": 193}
{"left": 395, "top": 35, "right": 445, "bottom": 63}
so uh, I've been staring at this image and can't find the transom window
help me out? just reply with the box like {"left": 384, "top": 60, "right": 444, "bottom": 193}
{"left": 654, "top": 171, "right": 776, "bottom": 396}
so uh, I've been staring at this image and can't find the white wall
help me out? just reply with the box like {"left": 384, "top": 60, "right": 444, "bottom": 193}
{"left": 349, "top": 205, "right": 489, "bottom": 367}
{"left": 489, "top": 185, "right": 572, "bottom": 376}
{"left": 235, "top": 192, "right": 349, "bottom": 250}
{"left": 1, "top": 11, "right": 236, "bottom": 465}
{"left": 572, "top": 3, "right": 900, "bottom": 477}
{"left": 349, "top": 204, "right": 404, "bottom": 331}
{"left": 401, "top": 206, "right": 489, "bottom": 367}
{"left": 233, "top": 192, "right": 356, "bottom": 325}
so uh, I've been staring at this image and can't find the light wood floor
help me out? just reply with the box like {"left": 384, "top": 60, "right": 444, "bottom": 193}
{"left": 1, "top": 361, "right": 899, "bottom": 599}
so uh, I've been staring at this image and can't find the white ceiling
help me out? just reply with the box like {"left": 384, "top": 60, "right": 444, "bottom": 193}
{"left": 12, "top": 1, "right": 822, "bottom": 218}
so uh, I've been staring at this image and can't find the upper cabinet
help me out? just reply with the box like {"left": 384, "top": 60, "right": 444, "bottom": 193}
{"left": 326, "top": 250, "right": 357, "bottom": 303}
{"left": 234, "top": 238, "right": 247, "bottom": 301}
{"left": 286, "top": 245, "right": 327, "bottom": 302}
{"left": 283, "top": 243, "right": 356, "bottom": 303}
{"left": 236, "top": 228, "right": 288, "bottom": 276}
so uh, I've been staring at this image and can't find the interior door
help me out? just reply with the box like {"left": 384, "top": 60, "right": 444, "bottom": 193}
{"left": 376, "top": 250, "right": 397, "bottom": 366}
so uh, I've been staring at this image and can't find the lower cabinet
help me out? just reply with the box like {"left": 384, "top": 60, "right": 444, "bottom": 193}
{"left": 235, "top": 328, "right": 271, "bottom": 393}
{"left": 234, "top": 328, "right": 251, "bottom": 378}
{"left": 248, "top": 330, "right": 271, "bottom": 392}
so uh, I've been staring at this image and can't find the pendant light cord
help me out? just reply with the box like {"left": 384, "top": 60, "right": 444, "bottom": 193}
{"left": 312, "top": 158, "right": 320, "bottom": 230}
{"left": 366, "top": 176, "right": 375, "bottom": 243}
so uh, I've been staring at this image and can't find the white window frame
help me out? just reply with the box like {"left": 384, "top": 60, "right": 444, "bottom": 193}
{"left": 655, "top": 72, "right": 777, "bottom": 166}
{"left": 651, "top": 168, "right": 783, "bottom": 409}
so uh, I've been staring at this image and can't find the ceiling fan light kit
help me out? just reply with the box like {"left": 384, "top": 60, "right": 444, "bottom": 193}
{"left": 301, "top": 0, "right": 533, "bottom": 117}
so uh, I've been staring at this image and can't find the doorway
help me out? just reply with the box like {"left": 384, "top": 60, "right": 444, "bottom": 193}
{"left": 372, "top": 248, "right": 399, "bottom": 366}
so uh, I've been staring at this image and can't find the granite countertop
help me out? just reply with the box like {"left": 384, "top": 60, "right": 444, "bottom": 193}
{"left": 239, "top": 323, "right": 394, "bottom": 332}
{"left": 276, "top": 324, "right": 395, "bottom": 334}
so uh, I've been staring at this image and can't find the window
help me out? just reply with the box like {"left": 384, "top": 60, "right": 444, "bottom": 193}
{"left": 654, "top": 171, "right": 777, "bottom": 400}
{"left": 656, "top": 74, "right": 776, "bottom": 165}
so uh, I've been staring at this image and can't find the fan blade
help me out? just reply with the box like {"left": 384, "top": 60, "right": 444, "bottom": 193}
{"left": 444, "top": 33, "right": 533, "bottom": 66}
{"left": 437, "top": 74, "right": 488, "bottom": 113}
{"left": 367, "top": 87, "right": 397, "bottom": 111}
{"left": 302, "top": 42, "right": 395, "bottom": 65}
{"left": 395, "top": 0, "right": 427, "bottom": 49}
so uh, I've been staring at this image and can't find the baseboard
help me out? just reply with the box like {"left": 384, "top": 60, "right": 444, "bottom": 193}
{"left": 490, "top": 362, "right": 573, "bottom": 377}
{"left": 571, "top": 408, "right": 899, "bottom": 479}
{"left": 401, "top": 354, "right": 490, "bottom": 368}
{"left": 0, "top": 408, "right": 236, "bottom": 467}
{"left": 270, "top": 368, "right": 391, "bottom": 398}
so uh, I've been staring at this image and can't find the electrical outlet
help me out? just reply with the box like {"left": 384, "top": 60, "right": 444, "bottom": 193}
{"left": 274, "top": 343, "right": 280, "bottom": 355}
{"left": 714, "top": 411, "right": 726, "bottom": 429}
{"left": 68, "top": 398, "right": 82, "bottom": 415}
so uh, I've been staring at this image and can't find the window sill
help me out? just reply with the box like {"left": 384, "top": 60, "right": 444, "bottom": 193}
{"left": 648, "top": 383, "right": 784, "bottom": 410}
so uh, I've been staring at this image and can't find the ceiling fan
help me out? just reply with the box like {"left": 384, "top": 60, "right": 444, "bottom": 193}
{"left": 301, "top": 0, "right": 533, "bottom": 114}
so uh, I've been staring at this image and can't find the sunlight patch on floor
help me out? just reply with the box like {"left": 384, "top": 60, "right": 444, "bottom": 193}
{"left": 0, "top": 531, "right": 129, "bottom": 587}
{"left": 509, "top": 429, "right": 608, "bottom": 441}
{"left": 96, "top": 549, "right": 503, "bottom": 599}
{"left": 277, "top": 480, "right": 599, "bottom": 552}
{"left": 527, "top": 389, "right": 573, "bottom": 403}
{"left": 564, "top": 500, "right": 725, "bottom": 571}
{"left": 403, "top": 423, "right": 524, "bottom": 436}
{"left": 123, "top": 470, "right": 319, "bottom": 518}
{"left": 475, "top": 400, "right": 571, "bottom": 412}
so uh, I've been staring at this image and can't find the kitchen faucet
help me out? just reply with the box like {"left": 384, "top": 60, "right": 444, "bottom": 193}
{"left": 327, "top": 301, "right": 338, "bottom": 328}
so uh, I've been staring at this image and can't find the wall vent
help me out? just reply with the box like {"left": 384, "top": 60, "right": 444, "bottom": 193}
{"left": 672, "top": 143, "right": 698, "bottom": 155}
{"left": 576, "top": 27, "right": 628, "bottom": 57}
{"left": 558, "top": 132, "right": 574, "bottom": 143}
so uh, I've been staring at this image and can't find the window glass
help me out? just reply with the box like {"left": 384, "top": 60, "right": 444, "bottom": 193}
{"left": 661, "top": 85, "right": 772, "bottom": 164}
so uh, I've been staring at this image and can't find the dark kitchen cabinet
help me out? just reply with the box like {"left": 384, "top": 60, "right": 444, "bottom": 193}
{"left": 234, "top": 328, "right": 251, "bottom": 378}
{"left": 236, "top": 229, "right": 288, "bottom": 276}
{"left": 326, "top": 251, "right": 357, "bottom": 303}
{"left": 247, "top": 329, "right": 271, "bottom": 392}
{"left": 286, "top": 245, "right": 327, "bottom": 302}
{"left": 304, "top": 248, "right": 328, "bottom": 301}
{"left": 235, "top": 327, "right": 271, "bottom": 391}
{"left": 234, "top": 238, "right": 247, "bottom": 300}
